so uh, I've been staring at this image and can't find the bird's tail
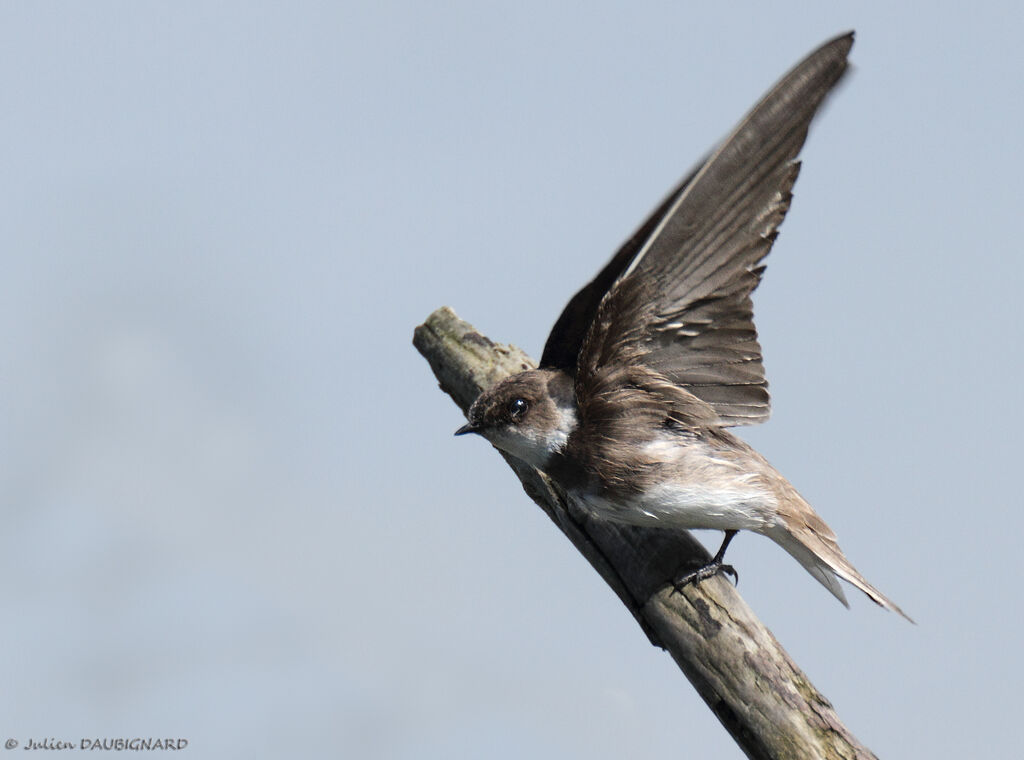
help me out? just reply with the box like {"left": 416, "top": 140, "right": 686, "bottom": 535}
{"left": 763, "top": 524, "right": 914, "bottom": 623}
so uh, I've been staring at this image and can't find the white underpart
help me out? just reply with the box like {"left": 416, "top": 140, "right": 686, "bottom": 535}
{"left": 572, "top": 433, "right": 779, "bottom": 532}
{"left": 575, "top": 483, "right": 776, "bottom": 532}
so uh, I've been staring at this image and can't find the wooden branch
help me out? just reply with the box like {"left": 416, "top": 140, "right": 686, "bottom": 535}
{"left": 414, "top": 306, "right": 878, "bottom": 760}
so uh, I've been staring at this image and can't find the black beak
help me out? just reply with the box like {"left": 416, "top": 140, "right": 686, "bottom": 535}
{"left": 454, "top": 421, "right": 478, "bottom": 436}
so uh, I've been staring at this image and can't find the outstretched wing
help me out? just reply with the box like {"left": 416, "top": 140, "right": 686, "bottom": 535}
{"left": 539, "top": 161, "right": 702, "bottom": 371}
{"left": 577, "top": 32, "right": 854, "bottom": 426}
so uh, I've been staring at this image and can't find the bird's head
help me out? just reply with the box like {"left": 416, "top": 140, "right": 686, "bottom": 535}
{"left": 455, "top": 369, "right": 577, "bottom": 469}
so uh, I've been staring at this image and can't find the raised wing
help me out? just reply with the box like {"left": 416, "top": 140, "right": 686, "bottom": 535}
{"left": 576, "top": 32, "right": 853, "bottom": 426}
{"left": 539, "top": 161, "right": 702, "bottom": 371}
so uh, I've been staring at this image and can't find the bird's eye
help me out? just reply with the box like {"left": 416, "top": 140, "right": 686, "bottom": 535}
{"left": 508, "top": 398, "right": 529, "bottom": 422}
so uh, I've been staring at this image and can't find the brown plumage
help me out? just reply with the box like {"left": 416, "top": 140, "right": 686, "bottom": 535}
{"left": 456, "top": 32, "right": 912, "bottom": 621}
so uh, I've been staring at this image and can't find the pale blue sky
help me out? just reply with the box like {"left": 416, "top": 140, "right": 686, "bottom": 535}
{"left": 2, "top": 3, "right": 1021, "bottom": 758}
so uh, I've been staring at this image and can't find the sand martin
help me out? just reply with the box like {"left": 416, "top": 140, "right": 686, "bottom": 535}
{"left": 455, "top": 32, "right": 910, "bottom": 620}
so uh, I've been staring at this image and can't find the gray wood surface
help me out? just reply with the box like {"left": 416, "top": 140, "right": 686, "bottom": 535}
{"left": 414, "top": 306, "right": 878, "bottom": 760}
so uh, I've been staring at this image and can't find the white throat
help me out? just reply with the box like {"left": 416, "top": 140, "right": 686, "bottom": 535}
{"left": 490, "top": 404, "right": 577, "bottom": 469}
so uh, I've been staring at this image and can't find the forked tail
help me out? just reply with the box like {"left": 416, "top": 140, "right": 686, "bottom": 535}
{"left": 764, "top": 525, "right": 914, "bottom": 623}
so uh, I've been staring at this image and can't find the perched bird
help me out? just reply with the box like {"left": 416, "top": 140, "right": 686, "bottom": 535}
{"left": 455, "top": 32, "right": 911, "bottom": 621}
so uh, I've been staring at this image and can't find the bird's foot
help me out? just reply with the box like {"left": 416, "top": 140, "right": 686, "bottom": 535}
{"left": 671, "top": 560, "right": 738, "bottom": 593}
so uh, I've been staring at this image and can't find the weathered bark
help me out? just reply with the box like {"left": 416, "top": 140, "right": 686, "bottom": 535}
{"left": 414, "top": 306, "right": 878, "bottom": 760}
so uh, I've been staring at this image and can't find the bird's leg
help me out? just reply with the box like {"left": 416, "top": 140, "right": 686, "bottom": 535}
{"left": 672, "top": 530, "right": 739, "bottom": 592}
